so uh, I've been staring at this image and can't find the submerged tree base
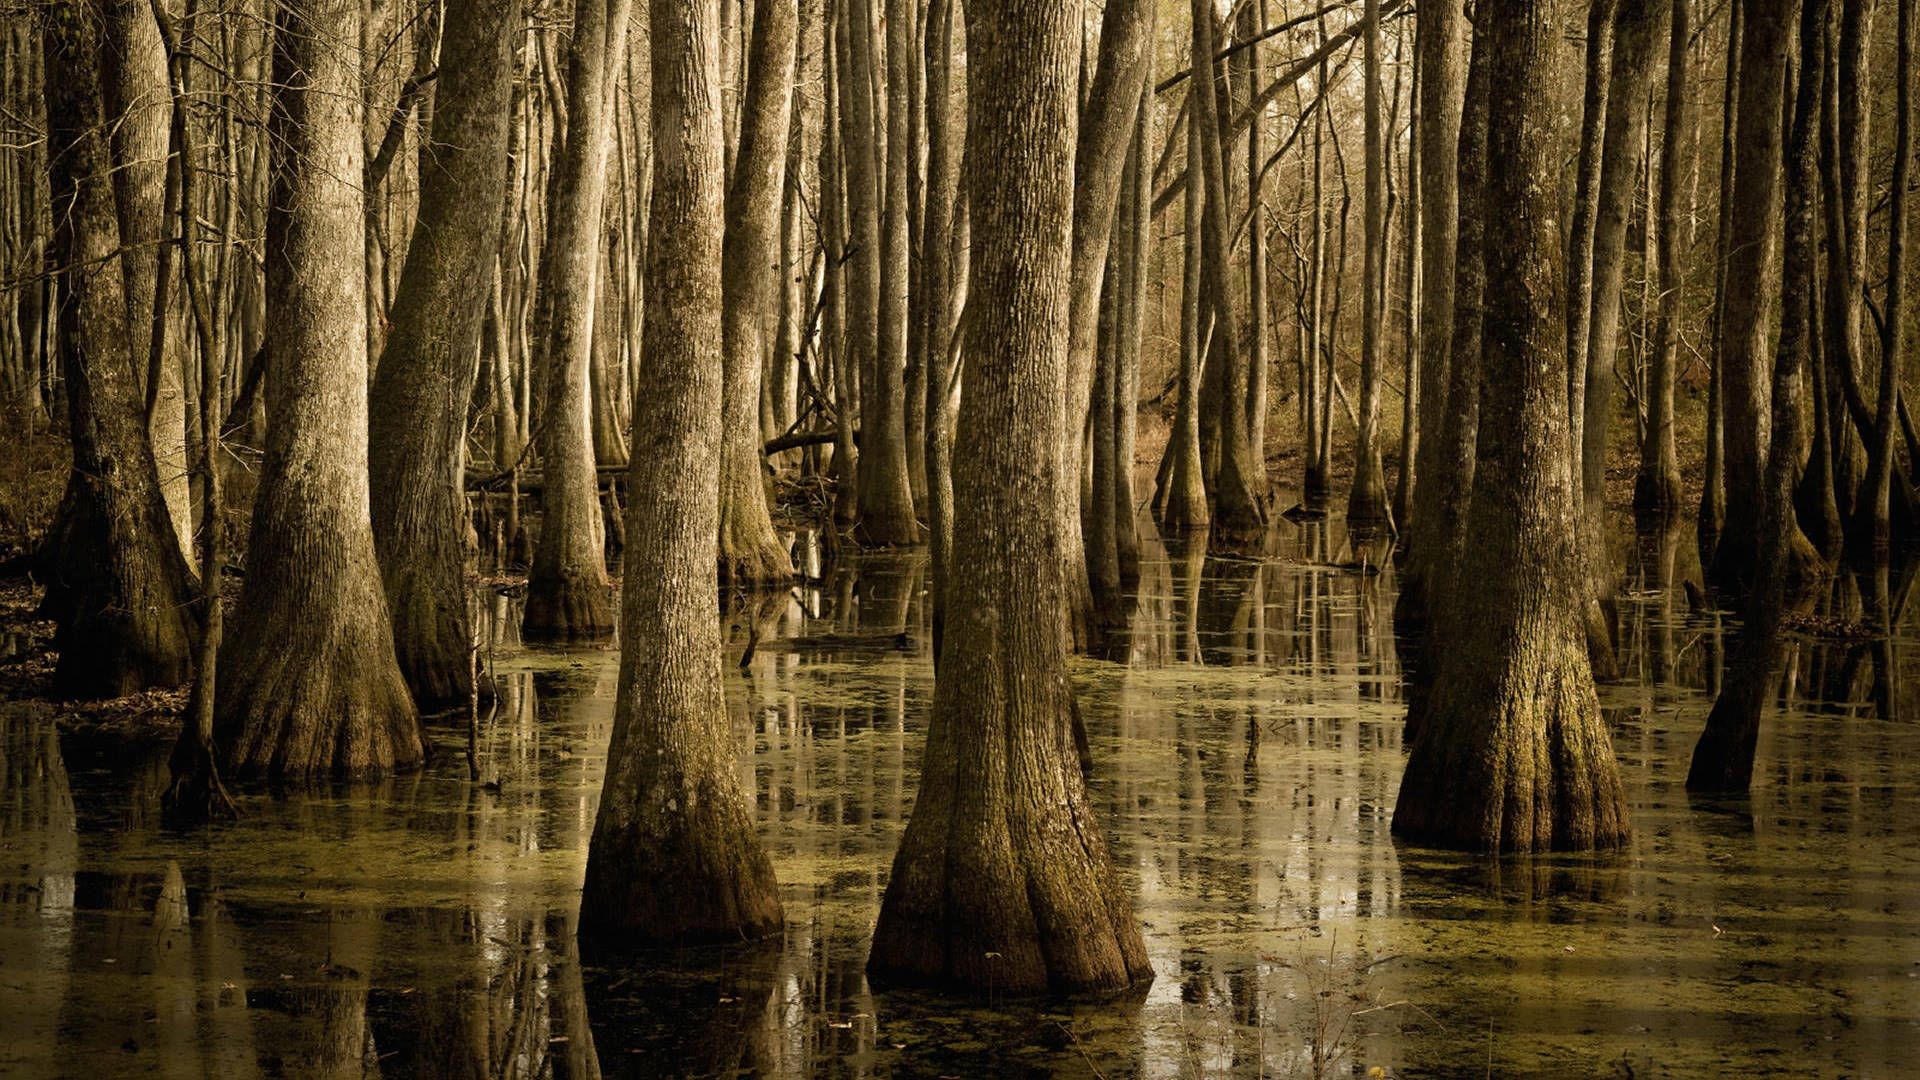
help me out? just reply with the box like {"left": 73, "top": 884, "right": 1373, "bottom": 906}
{"left": 522, "top": 572, "right": 615, "bottom": 643}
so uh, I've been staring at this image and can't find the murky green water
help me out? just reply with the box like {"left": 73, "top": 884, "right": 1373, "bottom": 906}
{"left": 3, "top": 518, "right": 1917, "bottom": 1078}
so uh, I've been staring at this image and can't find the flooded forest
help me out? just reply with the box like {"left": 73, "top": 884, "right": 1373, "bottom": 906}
{"left": 0, "top": 0, "right": 1917, "bottom": 1075}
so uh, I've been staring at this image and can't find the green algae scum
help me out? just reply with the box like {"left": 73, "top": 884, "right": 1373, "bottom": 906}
{"left": 3, "top": 520, "right": 1917, "bottom": 1078}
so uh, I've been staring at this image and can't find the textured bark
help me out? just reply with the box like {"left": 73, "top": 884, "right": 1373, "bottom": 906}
{"left": 922, "top": 0, "right": 961, "bottom": 659}
{"left": 869, "top": 0, "right": 1151, "bottom": 994}
{"left": 854, "top": 0, "right": 921, "bottom": 546}
{"left": 1399, "top": 0, "right": 1465, "bottom": 616}
{"left": 1392, "top": 0, "right": 1630, "bottom": 853}
{"left": 525, "top": 0, "right": 628, "bottom": 641}
{"left": 1688, "top": 0, "right": 1830, "bottom": 791}
{"left": 369, "top": 0, "right": 519, "bottom": 705}
{"left": 1858, "top": 0, "right": 1912, "bottom": 555}
{"left": 1345, "top": 0, "right": 1389, "bottom": 529}
{"left": 1159, "top": 94, "right": 1211, "bottom": 532}
{"left": 216, "top": 0, "right": 422, "bottom": 777}
{"left": 39, "top": 0, "right": 197, "bottom": 700}
{"left": 1566, "top": 0, "right": 1618, "bottom": 468}
{"left": 1633, "top": 0, "right": 1691, "bottom": 519}
{"left": 1113, "top": 70, "right": 1150, "bottom": 588}
{"left": 580, "top": 0, "right": 784, "bottom": 946}
{"left": 1707, "top": 0, "right": 1797, "bottom": 595}
{"left": 718, "top": 0, "right": 799, "bottom": 586}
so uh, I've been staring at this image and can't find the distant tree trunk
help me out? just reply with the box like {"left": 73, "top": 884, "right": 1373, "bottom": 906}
{"left": 216, "top": 0, "right": 423, "bottom": 777}
{"left": 1113, "top": 70, "right": 1150, "bottom": 587}
{"left": 1399, "top": 0, "right": 1465, "bottom": 617}
{"left": 1303, "top": 45, "right": 1332, "bottom": 510}
{"left": 1819, "top": 0, "right": 1873, "bottom": 532}
{"left": 580, "top": 0, "right": 783, "bottom": 946}
{"left": 1160, "top": 90, "right": 1211, "bottom": 531}
{"left": 1699, "top": 0, "right": 1740, "bottom": 565}
{"left": 1634, "top": 0, "right": 1690, "bottom": 519}
{"left": 369, "top": 0, "right": 519, "bottom": 706}
{"left": 719, "top": 0, "right": 799, "bottom": 586}
{"left": 1345, "top": 0, "right": 1390, "bottom": 529}
{"left": 855, "top": 0, "right": 921, "bottom": 546}
{"left": 1567, "top": 0, "right": 1618, "bottom": 467}
{"left": 39, "top": 0, "right": 197, "bottom": 700}
{"left": 1707, "top": 0, "right": 1796, "bottom": 595}
{"left": 868, "top": 0, "right": 1152, "bottom": 993}
{"left": 1392, "top": 0, "right": 1631, "bottom": 852}
{"left": 1857, "top": 0, "right": 1912, "bottom": 556}
{"left": 921, "top": 0, "right": 961, "bottom": 660}
{"left": 1688, "top": 0, "right": 1830, "bottom": 791}
{"left": 1065, "top": 0, "right": 1152, "bottom": 635}
{"left": 1243, "top": 0, "right": 1270, "bottom": 508}
{"left": 525, "top": 0, "right": 628, "bottom": 641}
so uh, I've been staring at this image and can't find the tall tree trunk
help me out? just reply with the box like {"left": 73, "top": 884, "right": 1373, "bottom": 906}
{"left": 1634, "top": 0, "right": 1691, "bottom": 519}
{"left": 369, "top": 0, "right": 520, "bottom": 706}
{"left": 854, "top": 0, "right": 921, "bottom": 545}
{"left": 1687, "top": 0, "right": 1829, "bottom": 791}
{"left": 215, "top": 0, "right": 423, "bottom": 777}
{"left": 868, "top": 0, "right": 1151, "bottom": 994}
{"left": 719, "top": 0, "right": 800, "bottom": 585}
{"left": 1113, "top": 67, "right": 1150, "bottom": 588}
{"left": 1567, "top": 0, "right": 1619, "bottom": 470}
{"left": 1707, "top": 0, "right": 1797, "bottom": 595}
{"left": 1699, "top": 0, "right": 1740, "bottom": 564}
{"left": 1398, "top": 0, "right": 1465, "bottom": 617}
{"left": 1858, "top": 0, "right": 1912, "bottom": 556}
{"left": 1160, "top": 87, "right": 1210, "bottom": 531}
{"left": 525, "top": 0, "right": 629, "bottom": 641}
{"left": 38, "top": 0, "right": 197, "bottom": 700}
{"left": 1820, "top": 0, "right": 1873, "bottom": 531}
{"left": 1391, "top": 0, "right": 1631, "bottom": 852}
{"left": 580, "top": 0, "right": 784, "bottom": 945}
{"left": 921, "top": 0, "right": 961, "bottom": 660}
{"left": 1345, "top": 0, "right": 1390, "bottom": 528}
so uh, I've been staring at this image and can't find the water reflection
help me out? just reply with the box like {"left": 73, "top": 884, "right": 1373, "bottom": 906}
{"left": 1, "top": 512, "right": 1917, "bottom": 1078}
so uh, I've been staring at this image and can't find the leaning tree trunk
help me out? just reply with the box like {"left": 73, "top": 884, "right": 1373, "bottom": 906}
{"left": 525, "top": 0, "right": 629, "bottom": 642}
{"left": 868, "top": 0, "right": 1152, "bottom": 994}
{"left": 369, "top": 0, "right": 519, "bottom": 706}
{"left": 1687, "top": 0, "right": 1829, "bottom": 791}
{"left": 580, "top": 0, "right": 784, "bottom": 946}
{"left": 718, "top": 0, "right": 799, "bottom": 586}
{"left": 1633, "top": 0, "right": 1691, "bottom": 519}
{"left": 1391, "top": 0, "right": 1631, "bottom": 853}
{"left": 39, "top": 0, "right": 198, "bottom": 700}
{"left": 215, "top": 0, "right": 422, "bottom": 777}
{"left": 1707, "top": 0, "right": 1797, "bottom": 596}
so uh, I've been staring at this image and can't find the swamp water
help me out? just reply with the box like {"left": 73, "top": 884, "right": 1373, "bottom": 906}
{"left": 2, "top": 517, "right": 1917, "bottom": 1078}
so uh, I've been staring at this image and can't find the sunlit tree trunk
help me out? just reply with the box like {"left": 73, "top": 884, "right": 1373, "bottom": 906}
{"left": 1857, "top": 0, "right": 1913, "bottom": 556}
{"left": 1346, "top": 0, "right": 1390, "bottom": 529}
{"left": 38, "top": 0, "right": 197, "bottom": 700}
{"left": 525, "top": 0, "right": 629, "bottom": 641}
{"left": 1160, "top": 93, "right": 1210, "bottom": 531}
{"left": 369, "top": 0, "right": 519, "bottom": 705}
{"left": 718, "top": 0, "right": 799, "bottom": 585}
{"left": 581, "top": 0, "right": 784, "bottom": 946}
{"left": 869, "top": 0, "right": 1151, "bottom": 993}
{"left": 1392, "top": 0, "right": 1630, "bottom": 852}
{"left": 215, "top": 0, "right": 422, "bottom": 777}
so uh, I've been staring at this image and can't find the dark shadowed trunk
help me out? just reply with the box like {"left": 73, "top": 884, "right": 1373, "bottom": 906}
{"left": 580, "top": 0, "right": 784, "bottom": 947}
{"left": 369, "top": 0, "right": 519, "bottom": 705}
{"left": 1634, "top": 0, "right": 1690, "bottom": 519}
{"left": 1857, "top": 0, "right": 1912, "bottom": 556}
{"left": 868, "top": 0, "right": 1152, "bottom": 994}
{"left": 1345, "top": 0, "right": 1389, "bottom": 529}
{"left": 1699, "top": 0, "right": 1741, "bottom": 564}
{"left": 1392, "top": 0, "right": 1631, "bottom": 853}
{"left": 719, "top": 0, "right": 799, "bottom": 586}
{"left": 215, "top": 0, "right": 422, "bottom": 777}
{"left": 39, "top": 0, "right": 197, "bottom": 701}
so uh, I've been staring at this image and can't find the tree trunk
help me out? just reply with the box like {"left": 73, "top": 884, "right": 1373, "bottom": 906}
{"left": 868, "top": 0, "right": 1151, "bottom": 994}
{"left": 1688, "top": 0, "right": 1830, "bottom": 791}
{"left": 1857, "top": 0, "right": 1912, "bottom": 556}
{"left": 1159, "top": 89, "right": 1211, "bottom": 531}
{"left": 1567, "top": 0, "right": 1618, "bottom": 469}
{"left": 719, "top": 0, "right": 800, "bottom": 586}
{"left": 1399, "top": 0, "right": 1465, "bottom": 617}
{"left": 1345, "top": 0, "right": 1390, "bottom": 529}
{"left": 580, "top": 0, "right": 784, "bottom": 947}
{"left": 215, "top": 0, "right": 422, "bottom": 777}
{"left": 1707, "top": 0, "right": 1797, "bottom": 595}
{"left": 854, "top": 0, "right": 921, "bottom": 546}
{"left": 1633, "top": 0, "right": 1690, "bottom": 519}
{"left": 1699, "top": 0, "right": 1741, "bottom": 565}
{"left": 1392, "top": 0, "right": 1631, "bottom": 853}
{"left": 525, "top": 0, "right": 629, "bottom": 641}
{"left": 921, "top": 0, "right": 961, "bottom": 660}
{"left": 38, "top": 0, "right": 198, "bottom": 701}
{"left": 1113, "top": 69, "right": 1150, "bottom": 588}
{"left": 369, "top": 0, "right": 520, "bottom": 706}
